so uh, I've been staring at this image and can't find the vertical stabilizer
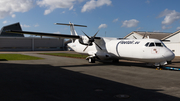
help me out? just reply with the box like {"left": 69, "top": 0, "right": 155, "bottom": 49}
{"left": 69, "top": 22, "right": 78, "bottom": 36}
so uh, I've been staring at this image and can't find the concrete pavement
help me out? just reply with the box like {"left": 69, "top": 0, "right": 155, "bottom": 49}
{"left": 0, "top": 51, "right": 180, "bottom": 101}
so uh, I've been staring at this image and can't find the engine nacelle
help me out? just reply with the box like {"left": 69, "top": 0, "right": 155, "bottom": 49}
{"left": 79, "top": 36, "right": 90, "bottom": 45}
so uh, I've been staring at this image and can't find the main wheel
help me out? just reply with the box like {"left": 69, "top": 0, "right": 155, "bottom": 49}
{"left": 89, "top": 57, "right": 95, "bottom": 63}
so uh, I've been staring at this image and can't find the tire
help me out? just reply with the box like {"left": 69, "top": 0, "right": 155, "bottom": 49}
{"left": 89, "top": 58, "right": 95, "bottom": 63}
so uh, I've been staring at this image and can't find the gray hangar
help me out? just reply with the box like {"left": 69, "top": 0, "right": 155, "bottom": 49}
{"left": 0, "top": 23, "right": 64, "bottom": 51}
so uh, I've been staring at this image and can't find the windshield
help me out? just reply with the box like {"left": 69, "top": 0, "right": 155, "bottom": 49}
{"left": 145, "top": 42, "right": 165, "bottom": 47}
{"left": 155, "top": 43, "right": 163, "bottom": 47}
{"left": 149, "top": 42, "right": 155, "bottom": 47}
{"left": 160, "top": 41, "right": 167, "bottom": 47}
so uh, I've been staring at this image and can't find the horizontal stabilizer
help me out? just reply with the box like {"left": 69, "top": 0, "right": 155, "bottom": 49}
{"left": 55, "top": 23, "right": 87, "bottom": 27}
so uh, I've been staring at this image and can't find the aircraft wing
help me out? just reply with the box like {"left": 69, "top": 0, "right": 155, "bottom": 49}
{"left": 7, "top": 30, "right": 101, "bottom": 39}
{"left": 7, "top": 30, "right": 81, "bottom": 39}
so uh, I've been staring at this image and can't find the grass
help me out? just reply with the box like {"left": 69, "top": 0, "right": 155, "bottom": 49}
{"left": 0, "top": 54, "right": 43, "bottom": 61}
{"left": 40, "top": 53, "right": 88, "bottom": 59}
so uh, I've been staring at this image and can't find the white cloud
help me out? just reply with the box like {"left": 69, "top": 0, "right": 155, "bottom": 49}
{"left": 177, "top": 27, "right": 180, "bottom": 30}
{"left": 153, "top": 30, "right": 161, "bottom": 32}
{"left": 37, "top": 0, "right": 76, "bottom": 15}
{"left": 78, "top": 0, "right": 84, "bottom": 3}
{"left": 121, "top": 19, "right": 139, "bottom": 28}
{"left": 0, "top": 0, "right": 34, "bottom": 19}
{"left": 62, "top": 11, "right": 66, "bottom": 14}
{"left": 21, "top": 24, "right": 31, "bottom": 28}
{"left": 136, "top": 27, "right": 142, "bottom": 31}
{"left": 162, "top": 25, "right": 172, "bottom": 30}
{"left": 81, "top": 0, "right": 112, "bottom": 12}
{"left": 69, "top": 6, "right": 74, "bottom": 10}
{"left": 11, "top": 14, "right": 16, "bottom": 18}
{"left": 146, "top": 0, "right": 150, "bottom": 4}
{"left": 54, "top": 31, "right": 61, "bottom": 34}
{"left": 98, "top": 24, "right": 107, "bottom": 29}
{"left": 34, "top": 24, "right": 39, "bottom": 27}
{"left": 158, "top": 9, "right": 172, "bottom": 18}
{"left": 158, "top": 9, "right": 180, "bottom": 25}
{"left": 3, "top": 20, "right": 7, "bottom": 24}
{"left": 113, "top": 18, "right": 118, "bottom": 22}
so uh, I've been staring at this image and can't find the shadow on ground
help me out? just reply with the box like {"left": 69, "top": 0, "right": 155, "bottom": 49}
{"left": 0, "top": 59, "right": 7, "bottom": 61}
{"left": 59, "top": 61, "right": 154, "bottom": 69}
{"left": 0, "top": 63, "right": 179, "bottom": 101}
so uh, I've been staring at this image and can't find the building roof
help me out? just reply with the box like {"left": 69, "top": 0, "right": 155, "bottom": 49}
{"left": 124, "top": 31, "right": 172, "bottom": 40}
{"left": 161, "top": 30, "right": 180, "bottom": 40}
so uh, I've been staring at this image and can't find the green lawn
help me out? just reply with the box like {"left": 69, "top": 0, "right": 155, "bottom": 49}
{"left": 40, "top": 53, "right": 88, "bottom": 59}
{"left": 0, "top": 54, "right": 43, "bottom": 61}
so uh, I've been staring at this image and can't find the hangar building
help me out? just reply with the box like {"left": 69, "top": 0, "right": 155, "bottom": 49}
{"left": 0, "top": 23, "right": 64, "bottom": 51}
{"left": 124, "top": 31, "right": 180, "bottom": 56}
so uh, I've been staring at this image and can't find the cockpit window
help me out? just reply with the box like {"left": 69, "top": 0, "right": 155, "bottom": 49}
{"left": 145, "top": 42, "right": 149, "bottom": 47}
{"left": 149, "top": 42, "right": 155, "bottom": 47}
{"left": 145, "top": 42, "right": 166, "bottom": 47}
{"left": 155, "top": 43, "right": 163, "bottom": 47}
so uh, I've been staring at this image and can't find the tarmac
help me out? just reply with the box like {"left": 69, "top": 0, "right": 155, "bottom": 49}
{"left": 0, "top": 51, "right": 180, "bottom": 101}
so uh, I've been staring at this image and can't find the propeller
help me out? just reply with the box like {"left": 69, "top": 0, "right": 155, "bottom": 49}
{"left": 82, "top": 30, "right": 102, "bottom": 51}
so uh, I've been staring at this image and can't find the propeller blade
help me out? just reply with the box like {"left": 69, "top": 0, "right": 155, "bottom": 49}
{"left": 82, "top": 31, "right": 91, "bottom": 39}
{"left": 93, "top": 30, "right": 99, "bottom": 39}
{"left": 83, "top": 45, "right": 89, "bottom": 51}
{"left": 94, "top": 42, "right": 102, "bottom": 50}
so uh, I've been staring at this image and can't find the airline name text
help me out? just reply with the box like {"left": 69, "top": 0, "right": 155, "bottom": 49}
{"left": 119, "top": 41, "right": 140, "bottom": 44}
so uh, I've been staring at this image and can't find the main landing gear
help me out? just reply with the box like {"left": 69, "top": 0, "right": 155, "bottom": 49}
{"left": 88, "top": 57, "right": 95, "bottom": 63}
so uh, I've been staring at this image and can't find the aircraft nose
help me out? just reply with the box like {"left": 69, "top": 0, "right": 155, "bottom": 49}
{"left": 163, "top": 50, "right": 175, "bottom": 61}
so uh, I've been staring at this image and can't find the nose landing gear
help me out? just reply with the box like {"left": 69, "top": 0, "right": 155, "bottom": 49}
{"left": 156, "top": 66, "right": 163, "bottom": 70}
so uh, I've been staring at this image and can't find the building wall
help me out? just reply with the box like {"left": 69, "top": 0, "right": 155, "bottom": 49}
{"left": 0, "top": 37, "right": 64, "bottom": 51}
{"left": 166, "top": 33, "right": 180, "bottom": 43}
{"left": 164, "top": 42, "right": 180, "bottom": 56}
{"left": 164, "top": 32, "right": 180, "bottom": 56}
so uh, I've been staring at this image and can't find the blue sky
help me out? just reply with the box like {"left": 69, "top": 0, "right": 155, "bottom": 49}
{"left": 0, "top": 0, "right": 180, "bottom": 38}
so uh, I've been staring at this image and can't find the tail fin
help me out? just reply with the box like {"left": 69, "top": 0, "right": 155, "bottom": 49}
{"left": 55, "top": 22, "right": 87, "bottom": 36}
{"left": 70, "top": 23, "right": 78, "bottom": 36}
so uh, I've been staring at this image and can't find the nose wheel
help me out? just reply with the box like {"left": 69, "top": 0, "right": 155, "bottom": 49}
{"left": 156, "top": 66, "right": 163, "bottom": 70}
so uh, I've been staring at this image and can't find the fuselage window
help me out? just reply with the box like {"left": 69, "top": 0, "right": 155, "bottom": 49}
{"left": 155, "top": 43, "right": 163, "bottom": 47}
{"left": 145, "top": 42, "right": 149, "bottom": 47}
{"left": 149, "top": 42, "right": 155, "bottom": 47}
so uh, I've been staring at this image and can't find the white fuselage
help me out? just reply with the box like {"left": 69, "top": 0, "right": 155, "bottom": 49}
{"left": 106, "top": 39, "right": 174, "bottom": 63}
{"left": 68, "top": 37, "right": 175, "bottom": 66}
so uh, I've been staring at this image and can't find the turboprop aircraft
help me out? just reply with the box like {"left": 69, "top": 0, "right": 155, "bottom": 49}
{"left": 7, "top": 22, "right": 175, "bottom": 67}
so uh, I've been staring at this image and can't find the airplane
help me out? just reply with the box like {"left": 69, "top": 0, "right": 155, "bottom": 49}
{"left": 7, "top": 22, "right": 175, "bottom": 68}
